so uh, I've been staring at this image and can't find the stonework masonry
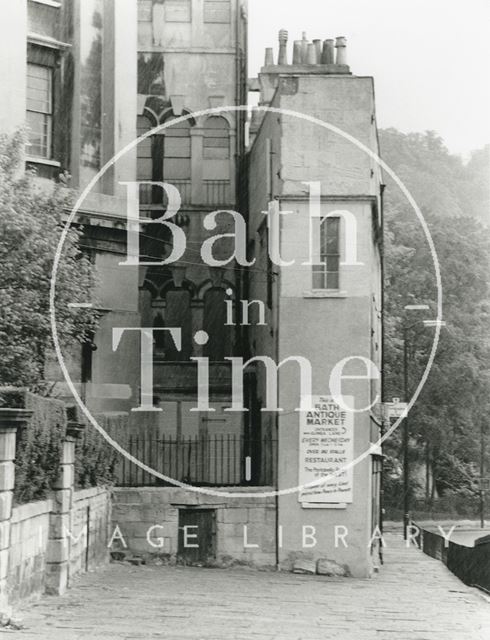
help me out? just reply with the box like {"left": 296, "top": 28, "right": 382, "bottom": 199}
{"left": 112, "top": 487, "right": 276, "bottom": 567}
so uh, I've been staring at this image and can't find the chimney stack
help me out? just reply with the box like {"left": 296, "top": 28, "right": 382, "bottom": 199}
{"left": 335, "top": 36, "right": 347, "bottom": 65}
{"left": 321, "top": 39, "right": 335, "bottom": 64}
{"left": 264, "top": 47, "right": 274, "bottom": 66}
{"left": 278, "top": 29, "right": 288, "bottom": 65}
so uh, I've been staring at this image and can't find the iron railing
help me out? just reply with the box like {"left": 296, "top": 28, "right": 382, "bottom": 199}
{"left": 118, "top": 433, "right": 276, "bottom": 487}
{"left": 204, "top": 180, "right": 231, "bottom": 206}
{"left": 139, "top": 179, "right": 192, "bottom": 206}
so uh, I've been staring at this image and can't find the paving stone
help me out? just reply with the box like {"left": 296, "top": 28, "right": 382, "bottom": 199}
{"left": 10, "top": 532, "right": 490, "bottom": 639}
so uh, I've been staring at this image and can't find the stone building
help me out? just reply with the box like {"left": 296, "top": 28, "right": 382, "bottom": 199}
{"left": 0, "top": 1, "right": 383, "bottom": 576}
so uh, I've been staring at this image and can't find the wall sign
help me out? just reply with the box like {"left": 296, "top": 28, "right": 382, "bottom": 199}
{"left": 298, "top": 395, "right": 354, "bottom": 504}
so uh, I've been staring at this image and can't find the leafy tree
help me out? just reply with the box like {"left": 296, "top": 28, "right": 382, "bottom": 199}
{"left": 380, "top": 129, "right": 490, "bottom": 515}
{"left": 0, "top": 132, "right": 99, "bottom": 388}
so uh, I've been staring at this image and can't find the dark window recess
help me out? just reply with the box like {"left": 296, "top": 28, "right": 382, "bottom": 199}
{"left": 203, "top": 288, "right": 232, "bottom": 360}
{"left": 203, "top": 0, "right": 230, "bottom": 23}
{"left": 265, "top": 228, "right": 273, "bottom": 309}
{"left": 26, "top": 63, "right": 53, "bottom": 159}
{"left": 137, "top": 53, "right": 165, "bottom": 95}
{"left": 164, "top": 289, "right": 192, "bottom": 361}
{"left": 81, "top": 336, "right": 96, "bottom": 383}
{"left": 203, "top": 116, "right": 229, "bottom": 159}
{"left": 312, "top": 216, "right": 340, "bottom": 290}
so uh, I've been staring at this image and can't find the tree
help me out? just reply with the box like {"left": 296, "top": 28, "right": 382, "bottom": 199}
{"left": 380, "top": 129, "right": 490, "bottom": 515}
{"left": 0, "top": 132, "right": 99, "bottom": 388}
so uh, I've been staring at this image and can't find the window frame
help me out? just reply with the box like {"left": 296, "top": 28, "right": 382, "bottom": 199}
{"left": 137, "top": 0, "right": 153, "bottom": 23}
{"left": 164, "top": 0, "right": 192, "bottom": 23}
{"left": 26, "top": 62, "right": 54, "bottom": 160}
{"left": 203, "top": 0, "right": 231, "bottom": 24}
{"left": 312, "top": 215, "right": 341, "bottom": 291}
{"left": 203, "top": 115, "right": 230, "bottom": 159}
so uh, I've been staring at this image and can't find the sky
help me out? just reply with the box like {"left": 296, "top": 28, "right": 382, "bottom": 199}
{"left": 248, "top": 0, "right": 490, "bottom": 157}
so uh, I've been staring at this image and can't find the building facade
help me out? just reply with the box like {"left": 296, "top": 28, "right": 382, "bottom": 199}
{"left": 247, "top": 32, "right": 383, "bottom": 576}
{"left": 0, "top": 1, "right": 383, "bottom": 576}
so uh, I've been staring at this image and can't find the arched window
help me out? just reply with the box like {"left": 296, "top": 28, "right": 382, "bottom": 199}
{"left": 137, "top": 114, "right": 154, "bottom": 204}
{"left": 203, "top": 116, "right": 229, "bottom": 159}
{"left": 163, "top": 117, "right": 191, "bottom": 181}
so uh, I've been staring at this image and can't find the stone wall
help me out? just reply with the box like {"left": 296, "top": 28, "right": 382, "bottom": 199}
{"left": 7, "top": 500, "right": 52, "bottom": 604}
{"left": 69, "top": 487, "right": 111, "bottom": 580}
{"left": 0, "top": 408, "right": 112, "bottom": 616}
{"left": 112, "top": 487, "right": 276, "bottom": 567}
{"left": 6, "top": 488, "right": 110, "bottom": 606}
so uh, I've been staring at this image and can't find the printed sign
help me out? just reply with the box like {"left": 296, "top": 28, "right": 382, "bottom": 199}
{"left": 298, "top": 395, "right": 354, "bottom": 504}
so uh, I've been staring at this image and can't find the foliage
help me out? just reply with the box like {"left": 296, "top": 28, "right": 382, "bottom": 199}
{"left": 380, "top": 129, "right": 490, "bottom": 515}
{"left": 0, "top": 387, "right": 65, "bottom": 504}
{"left": 0, "top": 132, "right": 99, "bottom": 389}
{"left": 75, "top": 413, "right": 125, "bottom": 489}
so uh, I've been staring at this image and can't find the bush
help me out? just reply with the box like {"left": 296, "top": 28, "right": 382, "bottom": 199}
{"left": 0, "top": 387, "right": 65, "bottom": 504}
{"left": 75, "top": 413, "right": 125, "bottom": 488}
{"left": 0, "top": 388, "right": 124, "bottom": 502}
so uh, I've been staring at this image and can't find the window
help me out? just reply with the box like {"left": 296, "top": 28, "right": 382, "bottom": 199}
{"left": 203, "top": 0, "right": 230, "bottom": 23}
{"left": 163, "top": 118, "right": 191, "bottom": 180}
{"left": 138, "top": 0, "right": 153, "bottom": 22}
{"left": 312, "top": 216, "right": 340, "bottom": 289}
{"left": 203, "top": 288, "right": 232, "bottom": 360}
{"left": 203, "top": 116, "right": 229, "bottom": 159}
{"left": 165, "top": 0, "right": 191, "bottom": 22}
{"left": 137, "top": 115, "right": 154, "bottom": 181}
{"left": 137, "top": 115, "right": 155, "bottom": 204}
{"left": 26, "top": 63, "right": 53, "bottom": 158}
{"left": 163, "top": 289, "right": 192, "bottom": 360}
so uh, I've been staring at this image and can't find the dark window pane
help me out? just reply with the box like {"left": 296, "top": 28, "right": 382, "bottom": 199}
{"left": 326, "top": 217, "right": 340, "bottom": 253}
{"left": 312, "top": 270, "right": 325, "bottom": 290}
{"left": 326, "top": 271, "right": 340, "bottom": 290}
{"left": 326, "top": 255, "right": 339, "bottom": 271}
{"left": 316, "top": 216, "right": 340, "bottom": 290}
{"left": 164, "top": 289, "right": 192, "bottom": 360}
{"left": 203, "top": 288, "right": 231, "bottom": 360}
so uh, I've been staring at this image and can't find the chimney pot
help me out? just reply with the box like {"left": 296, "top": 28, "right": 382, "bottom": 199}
{"left": 292, "top": 40, "right": 302, "bottom": 64}
{"left": 322, "top": 39, "right": 335, "bottom": 64}
{"left": 313, "top": 39, "right": 322, "bottom": 63}
{"left": 301, "top": 31, "right": 309, "bottom": 63}
{"left": 306, "top": 43, "right": 317, "bottom": 65}
{"left": 278, "top": 29, "right": 288, "bottom": 65}
{"left": 335, "top": 36, "right": 347, "bottom": 65}
{"left": 264, "top": 47, "right": 274, "bottom": 66}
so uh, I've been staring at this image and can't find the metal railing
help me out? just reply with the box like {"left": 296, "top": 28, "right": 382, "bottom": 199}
{"left": 139, "top": 180, "right": 192, "bottom": 206}
{"left": 204, "top": 180, "right": 231, "bottom": 206}
{"left": 118, "top": 433, "right": 276, "bottom": 487}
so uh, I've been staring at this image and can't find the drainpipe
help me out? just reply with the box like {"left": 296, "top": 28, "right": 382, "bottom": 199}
{"left": 274, "top": 200, "right": 281, "bottom": 571}
{"left": 379, "top": 182, "right": 386, "bottom": 563}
